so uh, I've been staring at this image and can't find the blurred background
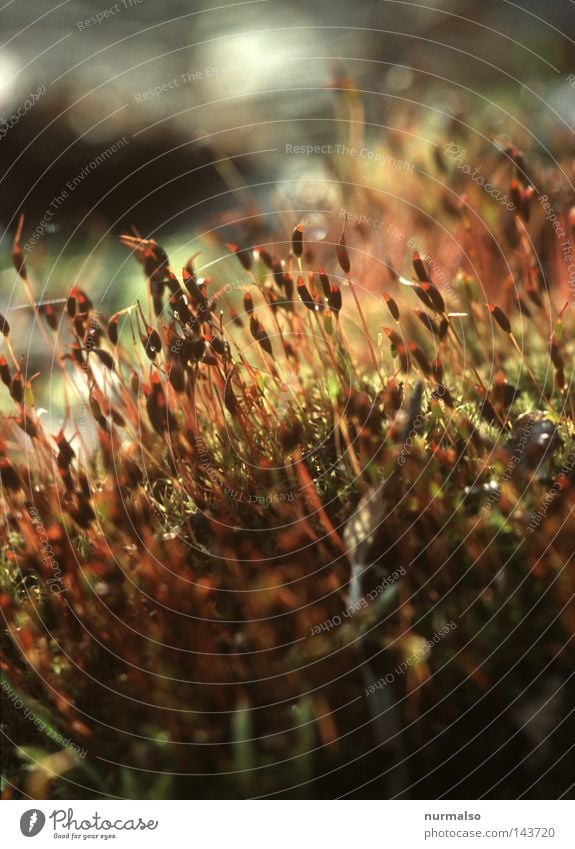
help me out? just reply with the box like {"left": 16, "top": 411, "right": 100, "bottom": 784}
{"left": 1, "top": 0, "right": 574, "bottom": 231}
{"left": 0, "top": 0, "right": 574, "bottom": 405}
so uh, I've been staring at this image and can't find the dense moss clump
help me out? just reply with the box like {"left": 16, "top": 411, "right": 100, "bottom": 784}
{"left": 1, "top": 139, "right": 574, "bottom": 799}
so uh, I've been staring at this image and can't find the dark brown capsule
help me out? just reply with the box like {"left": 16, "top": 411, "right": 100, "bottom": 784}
{"left": 382, "top": 327, "right": 403, "bottom": 348}
{"left": 297, "top": 276, "right": 316, "bottom": 311}
{"left": 142, "top": 328, "right": 162, "bottom": 361}
{"left": 271, "top": 259, "right": 285, "bottom": 289}
{"left": 55, "top": 433, "right": 75, "bottom": 470}
{"left": 256, "top": 247, "right": 274, "bottom": 269}
{"left": 10, "top": 372, "right": 24, "bottom": 404}
{"left": 168, "top": 359, "right": 186, "bottom": 394}
{"left": 183, "top": 268, "right": 210, "bottom": 313}
{"left": 307, "top": 272, "right": 324, "bottom": 307}
{"left": 412, "top": 251, "right": 431, "bottom": 283}
{"left": 93, "top": 348, "right": 115, "bottom": 371}
{"left": 487, "top": 304, "right": 511, "bottom": 334}
{"left": 509, "top": 180, "right": 521, "bottom": 215}
{"left": 89, "top": 394, "right": 107, "bottom": 430}
{"left": 520, "top": 186, "right": 532, "bottom": 222}
{"left": 383, "top": 293, "right": 400, "bottom": 321}
{"left": 494, "top": 375, "right": 520, "bottom": 411}
{"left": 78, "top": 472, "right": 91, "bottom": 500}
{"left": 433, "top": 384, "right": 454, "bottom": 407}
{"left": 17, "top": 413, "right": 38, "bottom": 439}
{"left": 110, "top": 410, "right": 126, "bottom": 427}
{"left": 124, "top": 459, "right": 144, "bottom": 489}
{"left": 420, "top": 282, "right": 445, "bottom": 314}
{"left": 75, "top": 289, "right": 92, "bottom": 315}
{"left": 70, "top": 343, "right": 87, "bottom": 368}
{"left": 146, "top": 373, "right": 177, "bottom": 434}
{"left": 414, "top": 309, "right": 438, "bottom": 337}
{"left": 292, "top": 223, "right": 304, "bottom": 259}
{"left": 166, "top": 270, "right": 181, "bottom": 295}
{"left": 283, "top": 275, "right": 294, "bottom": 303}
{"left": 182, "top": 258, "right": 197, "bottom": 287}
{"left": 151, "top": 279, "right": 165, "bottom": 303}
{"left": 264, "top": 289, "right": 281, "bottom": 313}
{"left": 244, "top": 291, "right": 254, "bottom": 316}
{"left": 0, "top": 458, "right": 22, "bottom": 490}
{"left": 249, "top": 315, "right": 273, "bottom": 356}
{"left": 0, "top": 312, "right": 9, "bottom": 337}
{"left": 74, "top": 315, "right": 88, "bottom": 338}
{"left": 145, "top": 242, "right": 170, "bottom": 282}
{"left": 328, "top": 284, "right": 342, "bottom": 317}
{"left": 278, "top": 420, "right": 302, "bottom": 452}
{"left": 85, "top": 321, "right": 103, "bottom": 347}
{"left": 107, "top": 315, "right": 119, "bottom": 345}
{"left": 227, "top": 243, "right": 252, "bottom": 271}
{"left": 382, "top": 379, "right": 403, "bottom": 413}
{"left": 383, "top": 328, "right": 410, "bottom": 371}
{"left": 41, "top": 305, "right": 59, "bottom": 331}
{"left": 67, "top": 287, "right": 78, "bottom": 317}
{"left": 336, "top": 228, "right": 351, "bottom": 274}
{"left": 318, "top": 267, "right": 331, "bottom": 299}
{"left": 0, "top": 355, "right": 11, "bottom": 387}
{"left": 413, "top": 285, "right": 436, "bottom": 312}
{"left": 210, "top": 336, "right": 227, "bottom": 357}
{"left": 224, "top": 377, "right": 237, "bottom": 415}
{"left": 69, "top": 498, "right": 96, "bottom": 529}
{"left": 188, "top": 338, "right": 207, "bottom": 363}
{"left": 549, "top": 335, "right": 563, "bottom": 370}
{"left": 199, "top": 351, "right": 218, "bottom": 366}
{"left": 479, "top": 394, "right": 498, "bottom": 425}
{"left": 408, "top": 342, "right": 432, "bottom": 376}
{"left": 58, "top": 467, "right": 74, "bottom": 492}
{"left": 170, "top": 291, "right": 193, "bottom": 325}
